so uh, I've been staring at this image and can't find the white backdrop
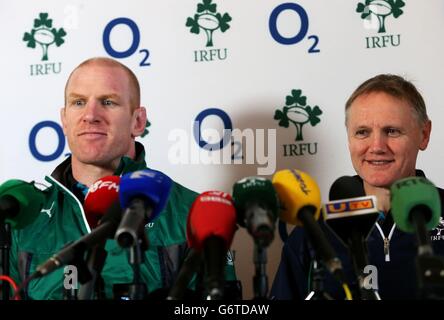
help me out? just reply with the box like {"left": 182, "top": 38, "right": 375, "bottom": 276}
{"left": 1, "top": 0, "right": 444, "bottom": 299}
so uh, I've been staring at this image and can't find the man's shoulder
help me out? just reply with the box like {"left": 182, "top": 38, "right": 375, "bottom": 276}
{"left": 160, "top": 179, "right": 198, "bottom": 220}
{"left": 170, "top": 180, "right": 199, "bottom": 202}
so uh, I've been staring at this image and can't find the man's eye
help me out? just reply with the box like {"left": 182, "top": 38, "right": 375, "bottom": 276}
{"left": 355, "top": 129, "right": 369, "bottom": 138}
{"left": 386, "top": 128, "right": 401, "bottom": 137}
{"left": 73, "top": 100, "right": 84, "bottom": 106}
{"left": 102, "top": 99, "right": 115, "bottom": 106}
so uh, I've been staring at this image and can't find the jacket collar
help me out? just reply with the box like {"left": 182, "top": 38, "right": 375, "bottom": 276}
{"left": 354, "top": 169, "right": 426, "bottom": 188}
{"left": 50, "top": 141, "right": 147, "bottom": 189}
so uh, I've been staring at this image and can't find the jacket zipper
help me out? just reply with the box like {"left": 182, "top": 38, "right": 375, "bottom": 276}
{"left": 375, "top": 222, "right": 396, "bottom": 262}
{"left": 45, "top": 175, "right": 91, "bottom": 233}
{"left": 383, "top": 238, "right": 390, "bottom": 258}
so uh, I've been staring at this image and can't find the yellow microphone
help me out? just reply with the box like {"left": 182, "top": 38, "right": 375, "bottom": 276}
{"left": 272, "top": 169, "right": 346, "bottom": 285}
{"left": 272, "top": 169, "right": 321, "bottom": 226}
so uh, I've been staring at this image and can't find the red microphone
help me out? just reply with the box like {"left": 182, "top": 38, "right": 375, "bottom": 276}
{"left": 84, "top": 176, "right": 120, "bottom": 229}
{"left": 186, "top": 191, "right": 237, "bottom": 300}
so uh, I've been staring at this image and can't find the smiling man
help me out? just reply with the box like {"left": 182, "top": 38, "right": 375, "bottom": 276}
{"left": 345, "top": 75, "right": 432, "bottom": 213}
{"left": 271, "top": 74, "right": 444, "bottom": 300}
{"left": 8, "top": 57, "right": 239, "bottom": 300}
{"left": 62, "top": 58, "right": 146, "bottom": 187}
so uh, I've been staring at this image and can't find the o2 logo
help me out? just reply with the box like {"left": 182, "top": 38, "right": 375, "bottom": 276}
{"left": 103, "top": 17, "right": 151, "bottom": 67}
{"left": 29, "top": 121, "right": 67, "bottom": 161}
{"left": 269, "top": 2, "right": 320, "bottom": 53}
{"left": 194, "top": 108, "right": 242, "bottom": 160}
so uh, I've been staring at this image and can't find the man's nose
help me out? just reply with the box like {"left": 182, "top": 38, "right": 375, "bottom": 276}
{"left": 369, "top": 132, "right": 387, "bottom": 153}
{"left": 81, "top": 101, "right": 102, "bottom": 123}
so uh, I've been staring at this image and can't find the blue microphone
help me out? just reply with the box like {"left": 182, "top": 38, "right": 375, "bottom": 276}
{"left": 115, "top": 169, "right": 173, "bottom": 248}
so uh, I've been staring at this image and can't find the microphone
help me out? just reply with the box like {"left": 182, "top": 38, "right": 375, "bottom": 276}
{"left": 325, "top": 176, "right": 380, "bottom": 300}
{"left": 0, "top": 179, "right": 46, "bottom": 300}
{"left": 79, "top": 175, "right": 121, "bottom": 299}
{"left": 329, "top": 175, "right": 365, "bottom": 200}
{"left": 115, "top": 169, "right": 172, "bottom": 248}
{"left": 232, "top": 176, "right": 279, "bottom": 248}
{"left": 186, "top": 191, "right": 237, "bottom": 300}
{"left": 390, "top": 176, "right": 441, "bottom": 255}
{"left": 391, "top": 176, "right": 444, "bottom": 299}
{"left": 0, "top": 179, "right": 45, "bottom": 229}
{"left": 32, "top": 199, "right": 122, "bottom": 279}
{"left": 327, "top": 175, "right": 380, "bottom": 263}
{"left": 166, "top": 248, "right": 203, "bottom": 300}
{"left": 272, "top": 169, "right": 345, "bottom": 283}
{"left": 84, "top": 176, "right": 120, "bottom": 229}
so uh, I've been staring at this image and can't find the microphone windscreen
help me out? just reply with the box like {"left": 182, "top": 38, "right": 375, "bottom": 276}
{"left": 390, "top": 176, "right": 441, "bottom": 233}
{"left": 84, "top": 176, "right": 120, "bottom": 229}
{"left": 0, "top": 179, "right": 45, "bottom": 229}
{"left": 232, "top": 176, "right": 278, "bottom": 227}
{"left": 272, "top": 169, "right": 321, "bottom": 226}
{"left": 329, "top": 176, "right": 365, "bottom": 201}
{"left": 119, "top": 169, "right": 173, "bottom": 221}
{"left": 187, "top": 191, "right": 237, "bottom": 251}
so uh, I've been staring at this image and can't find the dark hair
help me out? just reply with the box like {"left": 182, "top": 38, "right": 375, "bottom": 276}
{"left": 345, "top": 74, "right": 428, "bottom": 125}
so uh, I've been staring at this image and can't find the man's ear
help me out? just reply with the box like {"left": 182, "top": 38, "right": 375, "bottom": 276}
{"left": 131, "top": 106, "right": 147, "bottom": 138}
{"left": 60, "top": 107, "right": 67, "bottom": 135}
{"left": 419, "top": 120, "right": 432, "bottom": 151}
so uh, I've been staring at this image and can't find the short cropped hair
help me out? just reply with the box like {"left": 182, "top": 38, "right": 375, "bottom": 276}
{"left": 345, "top": 74, "right": 429, "bottom": 126}
{"left": 64, "top": 57, "right": 140, "bottom": 111}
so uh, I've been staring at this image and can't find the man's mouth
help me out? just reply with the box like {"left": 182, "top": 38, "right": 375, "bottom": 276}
{"left": 78, "top": 132, "right": 107, "bottom": 137}
{"left": 365, "top": 160, "right": 394, "bottom": 165}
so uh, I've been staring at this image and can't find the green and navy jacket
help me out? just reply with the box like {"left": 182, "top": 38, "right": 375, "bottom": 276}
{"left": 9, "top": 142, "right": 237, "bottom": 299}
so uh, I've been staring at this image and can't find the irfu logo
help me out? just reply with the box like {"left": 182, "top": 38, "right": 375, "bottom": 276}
{"left": 356, "top": 1, "right": 404, "bottom": 49}
{"left": 274, "top": 89, "right": 322, "bottom": 141}
{"left": 23, "top": 13, "right": 66, "bottom": 61}
{"left": 186, "top": 0, "right": 231, "bottom": 47}
{"left": 274, "top": 89, "right": 322, "bottom": 157}
{"left": 141, "top": 120, "right": 151, "bottom": 138}
{"left": 356, "top": 0, "right": 405, "bottom": 33}
{"left": 431, "top": 217, "right": 444, "bottom": 241}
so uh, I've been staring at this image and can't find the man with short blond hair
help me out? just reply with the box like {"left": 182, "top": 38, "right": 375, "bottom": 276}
{"left": 9, "top": 57, "right": 239, "bottom": 300}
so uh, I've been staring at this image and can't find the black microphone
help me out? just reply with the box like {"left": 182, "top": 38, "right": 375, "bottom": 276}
{"left": 32, "top": 201, "right": 122, "bottom": 279}
{"left": 329, "top": 175, "right": 365, "bottom": 200}
{"left": 166, "top": 248, "right": 203, "bottom": 300}
{"left": 325, "top": 175, "right": 380, "bottom": 300}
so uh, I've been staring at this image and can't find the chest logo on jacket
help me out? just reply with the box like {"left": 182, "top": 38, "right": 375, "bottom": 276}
{"left": 40, "top": 201, "right": 55, "bottom": 218}
{"left": 431, "top": 217, "right": 444, "bottom": 241}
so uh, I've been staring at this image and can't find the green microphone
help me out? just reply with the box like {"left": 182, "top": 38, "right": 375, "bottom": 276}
{"left": 0, "top": 179, "right": 46, "bottom": 229}
{"left": 391, "top": 177, "right": 444, "bottom": 298}
{"left": 232, "top": 176, "right": 279, "bottom": 299}
{"left": 391, "top": 176, "right": 441, "bottom": 255}
{"left": 232, "top": 177, "right": 279, "bottom": 248}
